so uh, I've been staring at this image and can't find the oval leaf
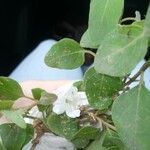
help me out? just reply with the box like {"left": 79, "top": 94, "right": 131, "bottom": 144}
{"left": 112, "top": 85, "right": 150, "bottom": 150}
{"left": 84, "top": 67, "right": 122, "bottom": 110}
{"left": 88, "top": 0, "right": 124, "bottom": 46}
{"left": 46, "top": 114, "right": 78, "bottom": 139}
{"left": 0, "top": 124, "right": 26, "bottom": 150}
{"left": 45, "top": 38, "right": 85, "bottom": 69}
{"left": 0, "top": 77, "right": 24, "bottom": 100}
{"left": 94, "top": 26, "right": 148, "bottom": 77}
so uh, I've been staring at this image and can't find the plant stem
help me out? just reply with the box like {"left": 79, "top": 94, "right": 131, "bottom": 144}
{"left": 96, "top": 117, "right": 116, "bottom": 131}
{"left": 23, "top": 115, "right": 40, "bottom": 120}
{"left": 121, "top": 17, "right": 137, "bottom": 23}
{"left": 84, "top": 50, "right": 96, "bottom": 57}
{"left": 125, "top": 59, "right": 150, "bottom": 86}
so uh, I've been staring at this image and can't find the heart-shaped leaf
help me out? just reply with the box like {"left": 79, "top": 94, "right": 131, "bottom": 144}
{"left": 0, "top": 77, "right": 24, "bottom": 100}
{"left": 45, "top": 38, "right": 85, "bottom": 69}
{"left": 112, "top": 85, "right": 150, "bottom": 149}
{"left": 84, "top": 67, "right": 122, "bottom": 110}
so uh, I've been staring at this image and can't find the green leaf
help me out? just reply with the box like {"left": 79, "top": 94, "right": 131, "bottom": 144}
{"left": 2, "top": 110, "right": 26, "bottom": 129}
{"left": 45, "top": 38, "right": 85, "bottom": 69}
{"left": 32, "top": 88, "right": 57, "bottom": 112}
{"left": 86, "top": 135, "right": 107, "bottom": 150}
{"left": 102, "top": 130, "right": 125, "bottom": 149}
{"left": 23, "top": 124, "right": 34, "bottom": 146}
{"left": 94, "top": 25, "right": 148, "bottom": 77}
{"left": 31, "top": 88, "right": 45, "bottom": 100}
{"left": 144, "top": 5, "right": 150, "bottom": 37}
{"left": 80, "top": 29, "right": 98, "bottom": 49}
{"left": 112, "top": 85, "right": 150, "bottom": 150}
{"left": 46, "top": 114, "right": 78, "bottom": 139}
{"left": 72, "top": 126, "right": 100, "bottom": 149}
{"left": 0, "top": 124, "right": 26, "bottom": 150}
{"left": 88, "top": 0, "right": 124, "bottom": 46}
{"left": 0, "top": 100, "right": 14, "bottom": 110}
{"left": 84, "top": 67, "right": 122, "bottom": 110}
{"left": 0, "top": 136, "right": 6, "bottom": 150}
{"left": 0, "top": 77, "right": 24, "bottom": 100}
{"left": 73, "top": 80, "right": 85, "bottom": 91}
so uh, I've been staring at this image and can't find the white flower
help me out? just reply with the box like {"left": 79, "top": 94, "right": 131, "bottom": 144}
{"left": 53, "top": 85, "right": 88, "bottom": 118}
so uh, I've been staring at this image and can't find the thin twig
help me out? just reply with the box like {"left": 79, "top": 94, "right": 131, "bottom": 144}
{"left": 84, "top": 50, "right": 96, "bottom": 57}
{"left": 121, "top": 17, "right": 137, "bottom": 23}
{"left": 125, "top": 60, "right": 150, "bottom": 86}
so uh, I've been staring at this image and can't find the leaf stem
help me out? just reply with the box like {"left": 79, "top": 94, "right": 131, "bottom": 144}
{"left": 84, "top": 50, "right": 96, "bottom": 57}
{"left": 121, "top": 17, "right": 137, "bottom": 23}
{"left": 125, "top": 59, "right": 150, "bottom": 86}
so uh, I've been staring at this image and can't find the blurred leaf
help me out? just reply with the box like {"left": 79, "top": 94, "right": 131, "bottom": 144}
{"left": 45, "top": 38, "right": 85, "bottom": 69}
{"left": 80, "top": 29, "right": 98, "bottom": 49}
{"left": 0, "top": 100, "right": 14, "bottom": 110}
{"left": 0, "top": 124, "right": 26, "bottom": 150}
{"left": 94, "top": 25, "right": 148, "bottom": 77}
{"left": 2, "top": 110, "right": 26, "bottom": 129}
{"left": 102, "top": 130, "right": 125, "bottom": 149}
{"left": 32, "top": 88, "right": 57, "bottom": 112}
{"left": 72, "top": 126, "right": 100, "bottom": 149}
{"left": 73, "top": 80, "right": 85, "bottom": 91}
{"left": 144, "top": 4, "right": 150, "bottom": 37}
{"left": 31, "top": 88, "right": 45, "bottom": 100}
{"left": 84, "top": 67, "right": 122, "bottom": 110}
{"left": 23, "top": 124, "right": 34, "bottom": 146}
{"left": 0, "top": 77, "right": 24, "bottom": 100}
{"left": 87, "top": 0, "right": 124, "bottom": 46}
{"left": 46, "top": 114, "right": 78, "bottom": 139}
{"left": 112, "top": 85, "right": 150, "bottom": 149}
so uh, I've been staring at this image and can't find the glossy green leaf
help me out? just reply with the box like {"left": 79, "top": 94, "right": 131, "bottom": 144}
{"left": 2, "top": 110, "right": 26, "bottom": 129}
{"left": 0, "top": 124, "right": 26, "bottom": 150}
{"left": 0, "top": 100, "right": 14, "bottom": 110}
{"left": 112, "top": 85, "right": 150, "bottom": 150}
{"left": 88, "top": 0, "right": 124, "bottom": 46}
{"left": 144, "top": 5, "right": 150, "bottom": 37}
{"left": 84, "top": 67, "right": 122, "bottom": 110}
{"left": 72, "top": 126, "right": 100, "bottom": 148}
{"left": 46, "top": 114, "right": 78, "bottom": 139}
{"left": 0, "top": 136, "right": 6, "bottom": 150}
{"left": 0, "top": 77, "right": 24, "bottom": 100}
{"left": 80, "top": 29, "right": 98, "bottom": 49}
{"left": 45, "top": 38, "right": 85, "bottom": 69}
{"left": 94, "top": 26, "right": 148, "bottom": 77}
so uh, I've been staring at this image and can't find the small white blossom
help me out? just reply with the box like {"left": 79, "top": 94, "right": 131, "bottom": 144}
{"left": 53, "top": 85, "right": 88, "bottom": 118}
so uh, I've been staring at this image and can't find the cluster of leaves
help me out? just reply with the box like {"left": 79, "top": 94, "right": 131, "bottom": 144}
{"left": 0, "top": 0, "right": 150, "bottom": 149}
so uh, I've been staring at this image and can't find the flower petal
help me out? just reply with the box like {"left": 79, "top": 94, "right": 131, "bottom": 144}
{"left": 53, "top": 104, "right": 65, "bottom": 115}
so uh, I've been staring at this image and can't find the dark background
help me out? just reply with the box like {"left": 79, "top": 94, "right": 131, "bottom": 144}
{"left": 0, "top": 0, "right": 150, "bottom": 76}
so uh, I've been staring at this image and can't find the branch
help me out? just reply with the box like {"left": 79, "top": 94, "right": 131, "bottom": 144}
{"left": 84, "top": 50, "right": 96, "bottom": 57}
{"left": 125, "top": 59, "right": 150, "bottom": 86}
